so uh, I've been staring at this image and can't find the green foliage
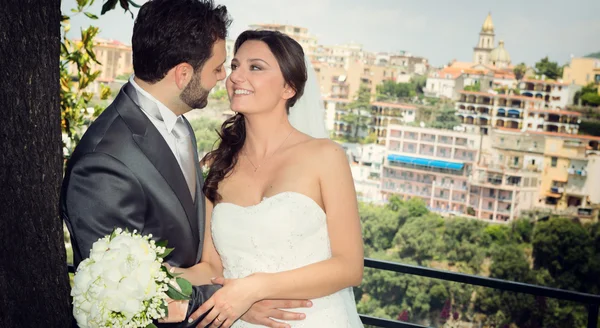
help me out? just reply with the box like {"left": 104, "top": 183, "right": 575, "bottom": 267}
{"left": 60, "top": 0, "right": 135, "bottom": 157}
{"left": 463, "top": 81, "right": 480, "bottom": 92}
{"left": 534, "top": 56, "right": 564, "bottom": 80}
{"left": 429, "top": 108, "right": 460, "bottom": 130}
{"left": 513, "top": 62, "right": 527, "bottom": 80}
{"left": 584, "top": 51, "right": 600, "bottom": 59}
{"left": 61, "top": 5, "right": 110, "bottom": 157}
{"left": 574, "top": 83, "right": 600, "bottom": 107}
{"left": 342, "top": 85, "right": 372, "bottom": 140}
{"left": 210, "top": 89, "right": 228, "bottom": 100}
{"left": 189, "top": 118, "right": 221, "bottom": 154}
{"left": 511, "top": 219, "right": 534, "bottom": 243}
{"left": 358, "top": 200, "right": 600, "bottom": 327}
{"left": 376, "top": 81, "right": 416, "bottom": 100}
{"left": 532, "top": 218, "right": 598, "bottom": 293}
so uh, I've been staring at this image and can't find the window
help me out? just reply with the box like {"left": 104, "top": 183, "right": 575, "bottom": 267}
{"left": 513, "top": 157, "right": 519, "bottom": 166}
{"left": 551, "top": 157, "right": 558, "bottom": 167}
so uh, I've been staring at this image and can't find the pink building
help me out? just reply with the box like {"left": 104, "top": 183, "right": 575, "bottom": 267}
{"left": 382, "top": 125, "right": 481, "bottom": 215}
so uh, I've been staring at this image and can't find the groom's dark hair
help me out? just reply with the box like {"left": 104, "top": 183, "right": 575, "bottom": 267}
{"left": 132, "top": 0, "right": 231, "bottom": 83}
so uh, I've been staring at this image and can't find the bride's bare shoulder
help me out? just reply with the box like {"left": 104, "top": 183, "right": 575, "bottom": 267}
{"left": 296, "top": 138, "right": 348, "bottom": 165}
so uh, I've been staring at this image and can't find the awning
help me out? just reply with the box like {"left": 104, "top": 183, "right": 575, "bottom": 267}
{"left": 387, "top": 154, "right": 464, "bottom": 170}
{"left": 508, "top": 109, "right": 520, "bottom": 116}
{"left": 546, "top": 192, "right": 562, "bottom": 198}
{"left": 497, "top": 108, "right": 506, "bottom": 114}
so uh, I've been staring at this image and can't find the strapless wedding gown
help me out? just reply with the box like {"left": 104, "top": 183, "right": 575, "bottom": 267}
{"left": 211, "top": 191, "right": 364, "bottom": 327}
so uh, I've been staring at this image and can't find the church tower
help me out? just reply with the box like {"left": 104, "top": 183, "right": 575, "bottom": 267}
{"left": 472, "top": 13, "right": 495, "bottom": 65}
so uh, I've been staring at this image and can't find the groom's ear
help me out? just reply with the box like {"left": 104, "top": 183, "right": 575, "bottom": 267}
{"left": 282, "top": 84, "right": 296, "bottom": 100}
{"left": 173, "top": 63, "right": 195, "bottom": 90}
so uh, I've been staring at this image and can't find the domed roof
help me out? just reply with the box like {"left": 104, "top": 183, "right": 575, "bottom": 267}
{"left": 490, "top": 40, "right": 511, "bottom": 64}
{"left": 481, "top": 13, "right": 494, "bottom": 33}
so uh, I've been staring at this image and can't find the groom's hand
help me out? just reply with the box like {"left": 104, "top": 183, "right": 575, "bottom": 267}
{"left": 241, "top": 299, "right": 312, "bottom": 328}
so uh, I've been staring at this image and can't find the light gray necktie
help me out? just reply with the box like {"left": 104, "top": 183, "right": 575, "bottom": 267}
{"left": 173, "top": 117, "right": 197, "bottom": 202}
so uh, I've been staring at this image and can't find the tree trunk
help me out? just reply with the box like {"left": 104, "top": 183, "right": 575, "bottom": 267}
{"left": 0, "top": 1, "right": 71, "bottom": 327}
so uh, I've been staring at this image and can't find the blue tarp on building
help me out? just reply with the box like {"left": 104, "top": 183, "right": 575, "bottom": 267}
{"left": 387, "top": 154, "right": 464, "bottom": 170}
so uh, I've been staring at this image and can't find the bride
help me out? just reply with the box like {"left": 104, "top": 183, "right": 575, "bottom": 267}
{"left": 176, "top": 30, "right": 364, "bottom": 328}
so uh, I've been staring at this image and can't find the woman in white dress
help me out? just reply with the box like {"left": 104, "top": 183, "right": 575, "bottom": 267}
{"left": 175, "top": 30, "right": 364, "bottom": 328}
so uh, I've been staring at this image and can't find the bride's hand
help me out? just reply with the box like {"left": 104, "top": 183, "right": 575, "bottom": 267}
{"left": 193, "top": 274, "right": 265, "bottom": 327}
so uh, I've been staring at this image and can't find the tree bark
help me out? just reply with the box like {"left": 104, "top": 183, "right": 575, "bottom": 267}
{"left": 0, "top": 0, "right": 71, "bottom": 327}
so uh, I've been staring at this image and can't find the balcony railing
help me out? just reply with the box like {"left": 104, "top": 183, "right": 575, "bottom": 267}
{"left": 67, "top": 257, "right": 600, "bottom": 328}
{"left": 359, "top": 258, "right": 600, "bottom": 328}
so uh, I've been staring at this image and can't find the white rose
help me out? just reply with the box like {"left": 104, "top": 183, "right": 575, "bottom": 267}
{"left": 72, "top": 269, "right": 93, "bottom": 297}
{"left": 122, "top": 298, "right": 143, "bottom": 320}
{"left": 119, "top": 276, "right": 146, "bottom": 300}
{"left": 90, "top": 239, "right": 109, "bottom": 261}
{"left": 73, "top": 307, "right": 90, "bottom": 328}
{"left": 102, "top": 289, "right": 127, "bottom": 314}
{"left": 129, "top": 239, "right": 157, "bottom": 263}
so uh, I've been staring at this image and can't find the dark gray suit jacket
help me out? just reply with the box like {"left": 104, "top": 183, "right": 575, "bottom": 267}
{"left": 60, "top": 83, "right": 218, "bottom": 327}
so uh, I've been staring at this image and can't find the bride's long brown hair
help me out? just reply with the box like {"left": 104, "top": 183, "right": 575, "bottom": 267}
{"left": 202, "top": 30, "right": 307, "bottom": 203}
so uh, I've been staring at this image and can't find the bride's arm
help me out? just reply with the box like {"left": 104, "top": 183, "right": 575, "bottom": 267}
{"left": 252, "top": 140, "right": 364, "bottom": 299}
{"left": 169, "top": 197, "right": 223, "bottom": 286}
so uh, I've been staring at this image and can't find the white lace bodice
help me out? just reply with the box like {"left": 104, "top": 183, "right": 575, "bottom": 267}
{"left": 211, "top": 191, "right": 363, "bottom": 327}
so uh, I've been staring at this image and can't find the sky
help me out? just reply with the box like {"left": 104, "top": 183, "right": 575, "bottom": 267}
{"left": 62, "top": 0, "right": 600, "bottom": 67}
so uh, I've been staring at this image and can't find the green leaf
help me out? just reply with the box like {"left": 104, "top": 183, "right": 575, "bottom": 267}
{"left": 161, "top": 247, "right": 174, "bottom": 259}
{"left": 166, "top": 284, "right": 189, "bottom": 301}
{"left": 61, "top": 15, "right": 70, "bottom": 22}
{"left": 155, "top": 240, "right": 168, "bottom": 248}
{"left": 110, "top": 228, "right": 118, "bottom": 240}
{"left": 77, "top": 0, "right": 89, "bottom": 8}
{"left": 176, "top": 277, "right": 193, "bottom": 297}
{"left": 146, "top": 324, "right": 158, "bottom": 328}
{"left": 128, "top": 0, "right": 142, "bottom": 8}
{"left": 101, "top": 0, "right": 119, "bottom": 15}
{"left": 84, "top": 12, "right": 99, "bottom": 19}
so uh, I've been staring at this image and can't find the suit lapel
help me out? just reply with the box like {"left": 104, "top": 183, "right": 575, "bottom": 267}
{"left": 115, "top": 84, "right": 199, "bottom": 243}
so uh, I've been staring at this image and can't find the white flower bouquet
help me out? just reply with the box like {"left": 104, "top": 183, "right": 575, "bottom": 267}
{"left": 71, "top": 228, "right": 192, "bottom": 328}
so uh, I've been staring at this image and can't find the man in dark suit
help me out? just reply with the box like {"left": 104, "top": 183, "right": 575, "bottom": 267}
{"left": 61, "top": 0, "right": 310, "bottom": 326}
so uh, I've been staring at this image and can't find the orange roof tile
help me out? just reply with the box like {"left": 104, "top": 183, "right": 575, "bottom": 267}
{"left": 522, "top": 79, "right": 569, "bottom": 86}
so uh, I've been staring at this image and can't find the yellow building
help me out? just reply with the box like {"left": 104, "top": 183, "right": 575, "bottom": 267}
{"left": 69, "top": 38, "right": 132, "bottom": 82}
{"left": 562, "top": 57, "right": 600, "bottom": 86}
{"left": 539, "top": 136, "right": 600, "bottom": 221}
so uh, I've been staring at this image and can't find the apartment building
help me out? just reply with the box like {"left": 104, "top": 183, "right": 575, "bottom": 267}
{"left": 325, "top": 98, "right": 417, "bottom": 142}
{"left": 538, "top": 136, "right": 600, "bottom": 221}
{"left": 562, "top": 57, "right": 600, "bottom": 86}
{"left": 382, "top": 125, "right": 481, "bottom": 215}
{"left": 519, "top": 79, "right": 581, "bottom": 110}
{"left": 456, "top": 90, "right": 581, "bottom": 135}
{"left": 468, "top": 129, "right": 546, "bottom": 222}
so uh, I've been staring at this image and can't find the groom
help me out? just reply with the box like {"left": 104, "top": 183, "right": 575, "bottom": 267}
{"left": 60, "top": 0, "right": 310, "bottom": 327}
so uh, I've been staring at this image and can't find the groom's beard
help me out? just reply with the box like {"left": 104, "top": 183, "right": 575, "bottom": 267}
{"left": 180, "top": 72, "right": 210, "bottom": 109}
